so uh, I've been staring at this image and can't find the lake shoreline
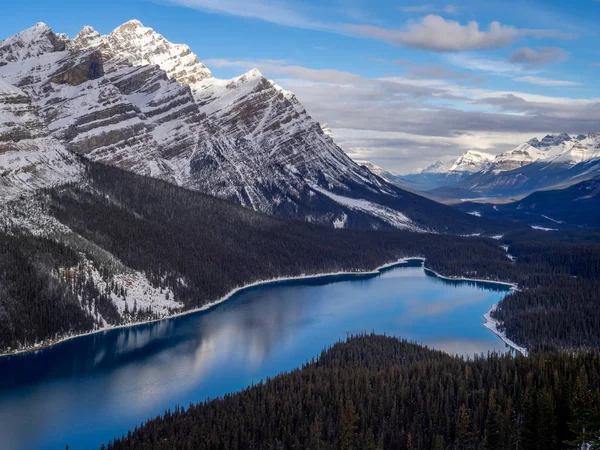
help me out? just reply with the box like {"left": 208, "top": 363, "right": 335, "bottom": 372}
{"left": 483, "top": 305, "right": 528, "bottom": 356}
{"left": 0, "top": 258, "right": 415, "bottom": 358}
{"left": 0, "top": 257, "right": 522, "bottom": 359}
{"left": 420, "top": 266, "right": 526, "bottom": 356}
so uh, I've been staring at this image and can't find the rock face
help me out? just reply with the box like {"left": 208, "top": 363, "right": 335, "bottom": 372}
{"left": 0, "top": 20, "right": 488, "bottom": 233}
{"left": 50, "top": 50, "right": 104, "bottom": 86}
{"left": 0, "top": 78, "right": 80, "bottom": 200}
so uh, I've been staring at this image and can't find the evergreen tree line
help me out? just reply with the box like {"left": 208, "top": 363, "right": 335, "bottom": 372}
{"left": 0, "top": 160, "right": 514, "bottom": 352}
{"left": 489, "top": 229, "right": 600, "bottom": 351}
{"left": 2, "top": 160, "right": 599, "bottom": 352}
{"left": 105, "top": 334, "right": 600, "bottom": 450}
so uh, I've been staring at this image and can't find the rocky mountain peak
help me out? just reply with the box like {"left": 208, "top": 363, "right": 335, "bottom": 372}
{"left": 0, "top": 22, "right": 66, "bottom": 64}
{"left": 117, "top": 19, "right": 144, "bottom": 30}
{"left": 539, "top": 133, "right": 572, "bottom": 148}
{"left": 74, "top": 25, "right": 102, "bottom": 48}
{"left": 449, "top": 150, "right": 495, "bottom": 173}
{"left": 99, "top": 20, "right": 212, "bottom": 85}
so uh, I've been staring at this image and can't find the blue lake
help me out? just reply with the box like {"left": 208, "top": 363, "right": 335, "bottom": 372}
{"left": 0, "top": 260, "right": 512, "bottom": 450}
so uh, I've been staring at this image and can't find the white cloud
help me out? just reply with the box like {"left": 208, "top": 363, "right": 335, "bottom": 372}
{"left": 160, "top": 2, "right": 573, "bottom": 53}
{"left": 513, "top": 76, "right": 582, "bottom": 87}
{"left": 204, "top": 58, "right": 599, "bottom": 171}
{"left": 510, "top": 47, "right": 569, "bottom": 65}
{"left": 445, "top": 53, "right": 525, "bottom": 76}
{"left": 161, "top": 0, "right": 338, "bottom": 31}
{"left": 347, "top": 15, "right": 573, "bottom": 52}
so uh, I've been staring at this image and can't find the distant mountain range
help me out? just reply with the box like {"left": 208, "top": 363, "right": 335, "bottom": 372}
{"left": 378, "top": 133, "right": 600, "bottom": 200}
{"left": 454, "top": 175, "right": 600, "bottom": 229}
{"left": 0, "top": 20, "right": 496, "bottom": 234}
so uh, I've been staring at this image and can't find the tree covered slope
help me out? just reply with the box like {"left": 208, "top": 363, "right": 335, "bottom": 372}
{"left": 0, "top": 160, "right": 513, "bottom": 354}
{"left": 105, "top": 334, "right": 600, "bottom": 450}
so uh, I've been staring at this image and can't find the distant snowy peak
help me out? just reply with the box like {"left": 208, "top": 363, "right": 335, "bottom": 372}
{"left": 528, "top": 133, "right": 572, "bottom": 149}
{"left": 421, "top": 160, "right": 452, "bottom": 174}
{"left": 487, "top": 143, "right": 549, "bottom": 172}
{"left": 355, "top": 160, "right": 406, "bottom": 187}
{"left": 449, "top": 150, "right": 495, "bottom": 173}
{"left": 355, "top": 160, "right": 388, "bottom": 177}
{"left": 523, "top": 133, "right": 600, "bottom": 166}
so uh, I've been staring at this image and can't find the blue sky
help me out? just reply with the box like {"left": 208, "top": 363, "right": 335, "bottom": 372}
{"left": 2, "top": 0, "right": 600, "bottom": 171}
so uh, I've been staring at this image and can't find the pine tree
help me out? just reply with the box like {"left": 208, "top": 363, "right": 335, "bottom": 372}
{"left": 365, "top": 428, "right": 376, "bottom": 450}
{"left": 455, "top": 404, "right": 473, "bottom": 450}
{"left": 341, "top": 401, "right": 358, "bottom": 450}
{"left": 484, "top": 390, "right": 504, "bottom": 450}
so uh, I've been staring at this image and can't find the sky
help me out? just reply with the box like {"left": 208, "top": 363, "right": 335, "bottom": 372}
{"left": 1, "top": 0, "right": 600, "bottom": 172}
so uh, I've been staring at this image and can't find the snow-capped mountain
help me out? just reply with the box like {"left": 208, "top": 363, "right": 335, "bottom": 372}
{"left": 0, "top": 20, "right": 492, "bottom": 233}
{"left": 428, "top": 133, "right": 600, "bottom": 200}
{"left": 420, "top": 160, "right": 452, "bottom": 174}
{"left": 400, "top": 153, "right": 490, "bottom": 191}
{"left": 354, "top": 160, "right": 405, "bottom": 187}
{"left": 449, "top": 150, "right": 495, "bottom": 173}
{"left": 485, "top": 143, "right": 549, "bottom": 173}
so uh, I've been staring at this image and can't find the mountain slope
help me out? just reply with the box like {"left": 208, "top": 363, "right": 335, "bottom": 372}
{"left": 0, "top": 20, "right": 494, "bottom": 233}
{"left": 454, "top": 175, "right": 600, "bottom": 229}
{"left": 0, "top": 77, "right": 80, "bottom": 200}
{"left": 0, "top": 159, "right": 511, "bottom": 354}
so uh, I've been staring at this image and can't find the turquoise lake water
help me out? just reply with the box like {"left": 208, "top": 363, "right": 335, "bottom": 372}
{"left": 0, "top": 260, "right": 511, "bottom": 450}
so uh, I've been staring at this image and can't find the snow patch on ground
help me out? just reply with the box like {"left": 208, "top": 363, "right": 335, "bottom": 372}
{"left": 333, "top": 213, "right": 347, "bottom": 229}
{"left": 531, "top": 225, "right": 558, "bottom": 231}
{"left": 500, "top": 245, "right": 516, "bottom": 262}
{"left": 311, "top": 185, "right": 422, "bottom": 231}
{"left": 468, "top": 211, "right": 482, "bottom": 217}
{"left": 483, "top": 305, "right": 528, "bottom": 356}
{"left": 541, "top": 214, "right": 564, "bottom": 224}
{"left": 83, "top": 264, "right": 184, "bottom": 317}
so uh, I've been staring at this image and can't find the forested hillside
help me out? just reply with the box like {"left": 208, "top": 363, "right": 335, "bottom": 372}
{"left": 454, "top": 175, "right": 600, "bottom": 230}
{"left": 105, "top": 334, "right": 600, "bottom": 450}
{"left": 490, "top": 229, "right": 600, "bottom": 350}
{"left": 0, "top": 160, "right": 512, "bottom": 353}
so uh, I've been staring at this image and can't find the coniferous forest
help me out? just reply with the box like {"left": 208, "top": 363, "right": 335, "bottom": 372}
{"left": 105, "top": 334, "right": 600, "bottom": 450}
{"left": 1, "top": 161, "right": 600, "bottom": 352}
{"left": 1, "top": 162, "right": 600, "bottom": 450}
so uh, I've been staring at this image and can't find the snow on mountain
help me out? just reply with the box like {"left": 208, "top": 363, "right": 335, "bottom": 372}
{"left": 1, "top": 20, "right": 479, "bottom": 233}
{"left": 74, "top": 20, "right": 212, "bottom": 85}
{"left": 0, "top": 22, "right": 69, "bottom": 64}
{"left": 486, "top": 143, "right": 549, "bottom": 173}
{"left": 449, "top": 150, "right": 495, "bottom": 173}
{"left": 0, "top": 77, "right": 80, "bottom": 201}
{"left": 420, "top": 160, "right": 452, "bottom": 174}
{"left": 355, "top": 160, "right": 405, "bottom": 187}
{"left": 68, "top": 20, "right": 425, "bottom": 227}
{"left": 321, "top": 123, "right": 334, "bottom": 140}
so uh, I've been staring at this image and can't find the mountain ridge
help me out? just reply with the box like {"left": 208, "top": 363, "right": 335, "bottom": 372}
{"left": 0, "top": 20, "right": 494, "bottom": 233}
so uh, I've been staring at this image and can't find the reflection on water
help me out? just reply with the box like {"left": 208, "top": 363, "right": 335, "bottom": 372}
{"left": 0, "top": 262, "right": 511, "bottom": 450}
